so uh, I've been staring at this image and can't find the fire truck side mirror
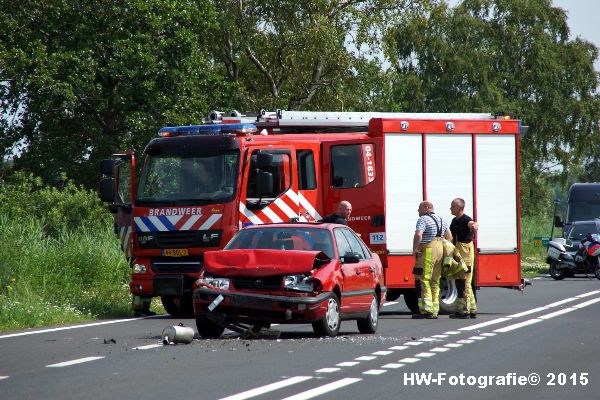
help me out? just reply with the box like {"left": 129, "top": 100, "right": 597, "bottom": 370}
{"left": 101, "top": 159, "right": 115, "bottom": 177}
{"left": 554, "top": 215, "right": 564, "bottom": 228}
{"left": 99, "top": 177, "right": 115, "bottom": 202}
{"left": 256, "top": 171, "right": 274, "bottom": 197}
{"left": 256, "top": 152, "right": 274, "bottom": 169}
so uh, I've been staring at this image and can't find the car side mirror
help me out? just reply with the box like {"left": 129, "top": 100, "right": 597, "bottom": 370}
{"left": 342, "top": 253, "right": 360, "bottom": 264}
{"left": 554, "top": 215, "right": 564, "bottom": 228}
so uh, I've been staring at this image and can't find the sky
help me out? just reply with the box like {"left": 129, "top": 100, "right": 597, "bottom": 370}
{"left": 552, "top": 0, "right": 600, "bottom": 70}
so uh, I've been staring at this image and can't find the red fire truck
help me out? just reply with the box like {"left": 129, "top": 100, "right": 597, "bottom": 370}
{"left": 100, "top": 110, "right": 524, "bottom": 317}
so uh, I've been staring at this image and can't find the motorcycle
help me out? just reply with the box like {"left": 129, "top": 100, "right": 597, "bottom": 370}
{"left": 546, "top": 233, "right": 600, "bottom": 280}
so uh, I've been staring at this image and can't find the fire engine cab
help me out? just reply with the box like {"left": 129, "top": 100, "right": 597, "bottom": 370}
{"left": 100, "top": 110, "right": 523, "bottom": 317}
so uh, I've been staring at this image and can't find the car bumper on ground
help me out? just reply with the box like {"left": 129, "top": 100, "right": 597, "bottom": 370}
{"left": 193, "top": 286, "right": 334, "bottom": 323}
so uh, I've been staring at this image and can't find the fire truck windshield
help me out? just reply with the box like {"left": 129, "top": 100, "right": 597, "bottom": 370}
{"left": 136, "top": 151, "right": 239, "bottom": 205}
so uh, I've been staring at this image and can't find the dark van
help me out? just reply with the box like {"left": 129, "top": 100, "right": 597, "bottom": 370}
{"left": 555, "top": 183, "right": 600, "bottom": 236}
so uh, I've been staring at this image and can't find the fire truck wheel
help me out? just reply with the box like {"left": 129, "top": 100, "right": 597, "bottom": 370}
{"left": 385, "top": 289, "right": 401, "bottom": 302}
{"left": 402, "top": 290, "right": 419, "bottom": 314}
{"left": 357, "top": 293, "right": 379, "bottom": 334}
{"left": 196, "top": 314, "right": 225, "bottom": 339}
{"left": 594, "top": 265, "right": 600, "bottom": 280}
{"left": 439, "top": 277, "right": 458, "bottom": 314}
{"left": 312, "top": 295, "right": 341, "bottom": 337}
{"left": 161, "top": 295, "right": 195, "bottom": 318}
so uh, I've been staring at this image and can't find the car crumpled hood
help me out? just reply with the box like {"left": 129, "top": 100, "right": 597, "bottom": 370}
{"left": 204, "top": 249, "right": 330, "bottom": 277}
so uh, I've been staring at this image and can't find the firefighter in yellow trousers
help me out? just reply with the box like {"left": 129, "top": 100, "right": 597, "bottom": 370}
{"left": 449, "top": 198, "right": 478, "bottom": 318}
{"left": 412, "top": 201, "right": 452, "bottom": 319}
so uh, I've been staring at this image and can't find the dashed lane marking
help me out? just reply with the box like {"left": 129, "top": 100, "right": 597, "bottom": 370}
{"left": 458, "top": 318, "right": 512, "bottom": 331}
{"left": 133, "top": 343, "right": 163, "bottom": 350}
{"left": 444, "top": 331, "right": 461, "bottom": 335}
{"left": 0, "top": 376, "right": 8, "bottom": 380}
{"left": 46, "top": 356, "right": 105, "bottom": 368}
{"left": 429, "top": 347, "right": 450, "bottom": 353}
{"left": 575, "top": 290, "right": 600, "bottom": 298}
{"left": 381, "top": 363, "right": 405, "bottom": 369}
{"left": 355, "top": 356, "right": 376, "bottom": 361}
{"left": 415, "top": 352, "right": 436, "bottom": 358}
{"left": 457, "top": 340, "right": 474, "bottom": 344}
{"left": 573, "top": 297, "right": 600, "bottom": 308}
{"left": 444, "top": 343, "right": 463, "bottom": 348}
{"left": 372, "top": 351, "right": 393, "bottom": 356}
{"left": 280, "top": 378, "right": 362, "bottom": 400}
{"left": 336, "top": 362, "right": 360, "bottom": 367}
{"left": 363, "top": 369, "right": 387, "bottom": 376}
{"left": 217, "top": 376, "right": 313, "bottom": 400}
{"left": 468, "top": 336, "right": 487, "bottom": 340}
{"left": 539, "top": 308, "right": 577, "bottom": 320}
{"left": 398, "top": 358, "right": 420, "bottom": 363}
{"left": 431, "top": 334, "right": 448, "bottom": 338}
{"left": 404, "top": 341, "right": 423, "bottom": 346}
{"left": 315, "top": 368, "right": 340, "bottom": 373}
{"left": 494, "top": 319, "right": 543, "bottom": 333}
{"left": 388, "top": 345, "right": 408, "bottom": 351}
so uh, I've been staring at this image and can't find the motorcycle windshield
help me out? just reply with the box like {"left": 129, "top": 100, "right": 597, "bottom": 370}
{"left": 136, "top": 151, "right": 239, "bottom": 205}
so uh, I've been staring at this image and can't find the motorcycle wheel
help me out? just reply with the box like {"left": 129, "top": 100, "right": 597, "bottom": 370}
{"left": 549, "top": 261, "right": 566, "bottom": 280}
{"left": 594, "top": 264, "right": 600, "bottom": 280}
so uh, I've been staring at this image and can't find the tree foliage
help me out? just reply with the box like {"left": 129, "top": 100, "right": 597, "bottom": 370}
{"left": 0, "top": 0, "right": 236, "bottom": 186}
{"left": 384, "top": 0, "right": 600, "bottom": 213}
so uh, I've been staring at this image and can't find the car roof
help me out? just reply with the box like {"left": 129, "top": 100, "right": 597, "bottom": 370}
{"left": 243, "top": 222, "right": 348, "bottom": 230}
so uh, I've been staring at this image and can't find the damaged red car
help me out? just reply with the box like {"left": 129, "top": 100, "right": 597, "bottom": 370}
{"left": 193, "top": 223, "right": 386, "bottom": 338}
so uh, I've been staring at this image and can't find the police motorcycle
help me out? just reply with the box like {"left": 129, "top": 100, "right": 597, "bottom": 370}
{"left": 546, "top": 233, "right": 600, "bottom": 280}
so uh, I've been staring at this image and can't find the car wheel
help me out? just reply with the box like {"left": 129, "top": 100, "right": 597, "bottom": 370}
{"left": 161, "top": 295, "right": 195, "bottom": 318}
{"left": 439, "top": 277, "right": 458, "bottom": 314}
{"left": 549, "top": 261, "right": 566, "bottom": 280}
{"left": 312, "top": 295, "right": 341, "bottom": 337}
{"left": 402, "top": 289, "right": 419, "bottom": 314}
{"left": 357, "top": 293, "right": 379, "bottom": 334}
{"left": 196, "top": 314, "right": 225, "bottom": 339}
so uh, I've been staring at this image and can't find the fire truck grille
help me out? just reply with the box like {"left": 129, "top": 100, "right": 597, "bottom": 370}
{"left": 151, "top": 257, "right": 203, "bottom": 273}
{"left": 137, "top": 230, "right": 222, "bottom": 249}
{"left": 232, "top": 276, "right": 283, "bottom": 291}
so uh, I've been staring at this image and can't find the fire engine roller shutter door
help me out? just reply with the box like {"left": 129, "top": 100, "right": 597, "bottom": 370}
{"left": 384, "top": 134, "right": 422, "bottom": 253}
{"left": 424, "top": 134, "right": 473, "bottom": 226}
{"left": 475, "top": 134, "right": 518, "bottom": 252}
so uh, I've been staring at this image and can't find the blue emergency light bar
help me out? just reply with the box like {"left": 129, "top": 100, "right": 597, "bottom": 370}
{"left": 158, "top": 123, "right": 257, "bottom": 137}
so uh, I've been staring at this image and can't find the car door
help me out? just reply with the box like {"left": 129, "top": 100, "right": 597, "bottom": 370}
{"left": 333, "top": 228, "right": 361, "bottom": 313}
{"left": 340, "top": 229, "right": 375, "bottom": 311}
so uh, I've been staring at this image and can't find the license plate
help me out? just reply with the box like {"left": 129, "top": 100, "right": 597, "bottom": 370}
{"left": 208, "top": 294, "right": 224, "bottom": 311}
{"left": 163, "top": 248, "right": 189, "bottom": 257}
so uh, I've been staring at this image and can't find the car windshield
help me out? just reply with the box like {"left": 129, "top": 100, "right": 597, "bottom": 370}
{"left": 567, "top": 223, "right": 599, "bottom": 241}
{"left": 225, "top": 227, "right": 335, "bottom": 258}
{"left": 566, "top": 202, "right": 600, "bottom": 223}
{"left": 137, "top": 151, "right": 239, "bottom": 205}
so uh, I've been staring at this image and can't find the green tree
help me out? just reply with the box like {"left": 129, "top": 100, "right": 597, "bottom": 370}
{"left": 208, "top": 0, "right": 424, "bottom": 111}
{"left": 0, "top": 0, "right": 237, "bottom": 187}
{"left": 384, "top": 0, "right": 600, "bottom": 214}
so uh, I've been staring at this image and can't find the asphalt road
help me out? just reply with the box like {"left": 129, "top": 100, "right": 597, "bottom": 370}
{"left": 1, "top": 276, "right": 599, "bottom": 400}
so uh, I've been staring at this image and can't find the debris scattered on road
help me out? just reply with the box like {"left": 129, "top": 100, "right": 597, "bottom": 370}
{"left": 162, "top": 324, "right": 195, "bottom": 345}
{"left": 103, "top": 338, "right": 116, "bottom": 344}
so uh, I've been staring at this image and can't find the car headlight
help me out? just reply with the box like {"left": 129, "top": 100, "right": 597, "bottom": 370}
{"left": 196, "top": 277, "right": 230, "bottom": 290}
{"left": 133, "top": 263, "right": 147, "bottom": 274}
{"left": 284, "top": 274, "right": 316, "bottom": 293}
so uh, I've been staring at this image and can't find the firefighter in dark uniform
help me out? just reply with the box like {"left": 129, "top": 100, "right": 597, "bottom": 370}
{"left": 449, "top": 198, "right": 478, "bottom": 318}
{"left": 412, "top": 201, "right": 452, "bottom": 319}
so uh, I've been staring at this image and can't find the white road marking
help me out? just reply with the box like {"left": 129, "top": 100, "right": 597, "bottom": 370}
{"left": 383, "top": 301, "right": 399, "bottom": 307}
{"left": 133, "top": 343, "right": 163, "bottom": 350}
{"left": 404, "top": 341, "right": 423, "bottom": 346}
{"left": 372, "top": 351, "right": 393, "bottom": 356}
{"left": 280, "top": 378, "right": 362, "bottom": 400}
{"left": 546, "top": 298, "right": 578, "bottom": 307}
{"left": 575, "top": 290, "right": 600, "bottom": 298}
{"left": 388, "top": 345, "right": 408, "bottom": 351}
{"left": 398, "top": 358, "right": 420, "bottom": 363}
{"left": 417, "top": 338, "right": 437, "bottom": 342}
{"left": 539, "top": 308, "right": 577, "bottom": 320}
{"left": 46, "top": 356, "right": 104, "bottom": 368}
{"left": 507, "top": 307, "right": 549, "bottom": 318}
{"left": 573, "top": 297, "right": 600, "bottom": 308}
{"left": 444, "top": 331, "right": 461, "bottom": 335}
{"left": 444, "top": 343, "right": 463, "bottom": 348}
{"left": 382, "top": 363, "right": 405, "bottom": 369}
{"left": 459, "top": 318, "right": 512, "bottom": 331}
{"left": 0, "top": 317, "right": 154, "bottom": 340}
{"left": 355, "top": 356, "right": 376, "bottom": 361}
{"left": 431, "top": 334, "right": 448, "bottom": 338}
{"left": 0, "top": 376, "right": 8, "bottom": 380}
{"left": 481, "top": 333, "right": 497, "bottom": 337}
{"left": 315, "top": 368, "right": 340, "bottom": 373}
{"left": 457, "top": 340, "right": 474, "bottom": 344}
{"left": 494, "top": 319, "right": 542, "bottom": 333}
{"left": 415, "top": 352, "right": 436, "bottom": 358}
{"left": 218, "top": 376, "right": 312, "bottom": 400}
{"left": 336, "top": 362, "right": 360, "bottom": 367}
{"left": 468, "top": 336, "right": 487, "bottom": 340}
{"left": 363, "top": 369, "right": 387, "bottom": 375}
{"left": 429, "top": 347, "right": 450, "bottom": 353}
